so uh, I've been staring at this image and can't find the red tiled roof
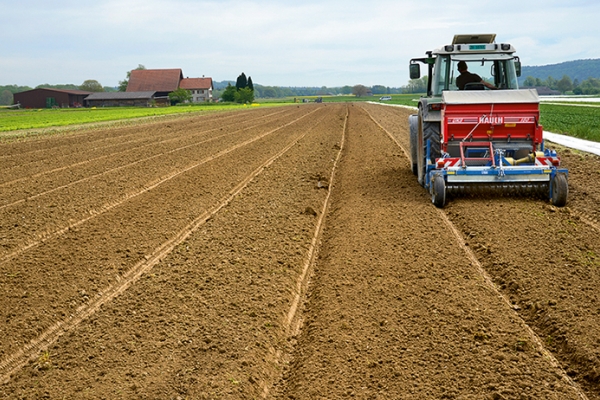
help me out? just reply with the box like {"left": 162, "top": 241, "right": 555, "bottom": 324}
{"left": 126, "top": 69, "right": 183, "bottom": 92}
{"left": 179, "top": 77, "right": 213, "bottom": 90}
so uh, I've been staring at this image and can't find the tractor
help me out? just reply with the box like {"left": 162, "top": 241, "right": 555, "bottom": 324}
{"left": 408, "top": 34, "right": 568, "bottom": 208}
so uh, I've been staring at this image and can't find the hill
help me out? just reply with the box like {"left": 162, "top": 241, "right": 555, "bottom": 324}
{"left": 520, "top": 58, "right": 600, "bottom": 84}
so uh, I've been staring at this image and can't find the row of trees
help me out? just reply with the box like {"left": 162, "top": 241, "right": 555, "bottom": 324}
{"left": 214, "top": 83, "right": 406, "bottom": 99}
{"left": 522, "top": 75, "right": 600, "bottom": 95}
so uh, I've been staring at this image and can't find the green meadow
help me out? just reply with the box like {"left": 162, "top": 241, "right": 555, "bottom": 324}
{"left": 0, "top": 103, "right": 284, "bottom": 136}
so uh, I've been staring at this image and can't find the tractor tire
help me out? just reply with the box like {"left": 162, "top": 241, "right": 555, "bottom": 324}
{"left": 417, "top": 118, "right": 441, "bottom": 187}
{"left": 551, "top": 172, "right": 568, "bottom": 207}
{"left": 431, "top": 173, "right": 446, "bottom": 208}
{"left": 409, "top": 115, "right": 419, "bottom": 176}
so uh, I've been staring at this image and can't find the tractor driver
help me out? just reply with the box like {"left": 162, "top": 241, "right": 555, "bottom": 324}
{"left": 456, "top": 61, "right": 497, "bottom": 90}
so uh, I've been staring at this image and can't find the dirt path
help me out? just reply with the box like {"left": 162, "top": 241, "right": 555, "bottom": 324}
{"left": 0, "top": 103, "right": 599, "bottom": 399}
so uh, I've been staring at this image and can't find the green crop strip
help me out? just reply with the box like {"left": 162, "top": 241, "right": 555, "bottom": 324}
{"left": 540, "top": 104, "right": 600, "bottom": 142}
{"left": 0, "top": 103, "right": 270, "bottom": 134}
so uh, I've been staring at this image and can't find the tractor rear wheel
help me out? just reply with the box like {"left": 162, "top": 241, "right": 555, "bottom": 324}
{"left": 551, "top": 173, "right": 568, "bottom": 207}
{"left": 417, "top": 119, "right": 441, "bottom": 187}
{"left": 409, "top": 115, "right": 418, "bottom": 175}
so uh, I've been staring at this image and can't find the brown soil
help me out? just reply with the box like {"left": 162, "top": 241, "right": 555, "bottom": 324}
{"left": 0, "top": 103, "right": 599, "bottom": 399}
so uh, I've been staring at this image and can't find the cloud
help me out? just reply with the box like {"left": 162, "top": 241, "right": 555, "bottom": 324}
{"left": 1, "top": 0, "right": 599, "bottom": 87}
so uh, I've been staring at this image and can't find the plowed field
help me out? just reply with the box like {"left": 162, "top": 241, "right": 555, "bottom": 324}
{"left": 1, "top": 103, "right": 600, "bottom": 399}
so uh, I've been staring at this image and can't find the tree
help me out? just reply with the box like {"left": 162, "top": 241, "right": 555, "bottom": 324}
{"left": 556, "top": 75, "right": 573, "bottom": 94}
{"left": 221, "top": 83, "right": 236, "bottom": 102}
{"left": 371, "top": 85, "right": 388, "bottom": 95}
{"left": 119, "top": 64, "right": 146, "bottom": 92}
{"left": 36, "top": 83, "right": 79, "bottom": 90}
{"left": 352, "top": 84, "right": 369, "bottom": 97}
{"left": 168, "top": 88, "right": 192, "bottom": 104}
{"left": 579, "top": 78, "right": 600, "bottom": 95}
{"left": 0, "top": 90, "right": 13, "bottom": 105}
{"left": 545, "top": 76, "right": 557, "bottom": 90}
{"left": 523, "top": 76, "right": 537, "bottom": 87}
{"left": 79, "top": 80, "right": 104, "bottom": 92}
{"left": 247, "top": 76, "right": 254, "bottom": 91}
{"left": 236, "top": 73, "right": 248, "bottom": 91}
{"left": 235, "top": 87, "right": 255, "bottom": 104}
{"left": 403, "top": 77, "right": 427, "bottom": 94}
{"left": 341, "top": 86, "right": 353, "bottom": 95}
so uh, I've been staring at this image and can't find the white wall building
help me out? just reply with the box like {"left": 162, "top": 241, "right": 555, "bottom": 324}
{"left": 180, "top": 77, "right": 214, "bottom": 102}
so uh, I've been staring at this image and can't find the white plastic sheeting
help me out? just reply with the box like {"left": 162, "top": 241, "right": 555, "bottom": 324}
{"left": 544, "top": 131, "right": 600, "bottom": 156}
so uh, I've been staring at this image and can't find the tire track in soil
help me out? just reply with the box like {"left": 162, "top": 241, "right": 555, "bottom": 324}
{"left": 444, "top": 195, "right": 600, "bottom": 399}
{"left": 0, "top": 105, "right": 331, "bottom": 389}
{"left": 262, "top": 106, "right": 348, "bottom": 399}
{"left": 363, "top": 103, "right": 600, "bottom": 399}
{"left": 365, "top": 105, "right": 586, "bottom": 391}
{"left": 275, "top": 103, "right": 584, "bottom": 399}
{"left": 0, "top": 104, "right": 346, "bottom": 399}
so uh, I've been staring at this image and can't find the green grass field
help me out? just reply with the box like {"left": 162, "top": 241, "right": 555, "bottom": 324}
{"left": 0, "top": 103, "right": 288, "bottom": 136}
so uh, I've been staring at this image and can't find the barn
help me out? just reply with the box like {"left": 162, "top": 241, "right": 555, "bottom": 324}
{"left": 126, "top": 69, "right": 183, "bottom": 98}
{"left": 84, "top": 91, "right": 169, "bottom": 107}
{"left": 14, "top": 88, "right": 91, "bottom": 109}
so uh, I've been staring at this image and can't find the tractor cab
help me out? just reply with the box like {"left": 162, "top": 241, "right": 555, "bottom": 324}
{"left": 409, "top": 34, "right": 522, "bottom": 96}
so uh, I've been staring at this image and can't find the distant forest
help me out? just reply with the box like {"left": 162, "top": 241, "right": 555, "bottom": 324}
{"left": 217, "top": 58, "right": 600, "bottom": 97}
{"left": 2, "top": 59, "right": 600, "bottom": 105}
{"left": 520, "top": 59, "right": 600, "bottom": 85}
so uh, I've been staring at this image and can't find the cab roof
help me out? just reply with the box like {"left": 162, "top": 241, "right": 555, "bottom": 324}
{"left": 452, "top": 34, "right": 496, "bottom": 44}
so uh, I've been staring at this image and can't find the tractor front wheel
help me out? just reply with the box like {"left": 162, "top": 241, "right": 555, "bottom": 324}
{"left": 431, "top": 174, "right": 446, "bottom": 208}
{"left": 551, "top": 173, "right": 568, "bottom": 207}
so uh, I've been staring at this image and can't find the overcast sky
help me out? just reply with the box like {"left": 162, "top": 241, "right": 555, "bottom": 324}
{"left": 2, "top": 0, "right": 599, "bottom": 88}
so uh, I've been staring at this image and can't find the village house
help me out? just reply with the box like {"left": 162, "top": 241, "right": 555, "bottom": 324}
{"left": 179, "top": 77, "right": 213, "bottom": 102}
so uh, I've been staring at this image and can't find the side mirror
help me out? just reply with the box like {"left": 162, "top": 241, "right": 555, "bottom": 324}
{"left": 515, "top": 60, "right": 522, "bottom": 77}
{"left": 409, "top": 63, "right": 421, "bottom": 80}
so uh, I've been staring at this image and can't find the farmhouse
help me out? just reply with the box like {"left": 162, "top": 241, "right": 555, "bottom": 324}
{"left": 179, "top": 77, "right": 214, "bottom": 102}
{"left": 14, "top": 88, "right": 91, "bottom": 109}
